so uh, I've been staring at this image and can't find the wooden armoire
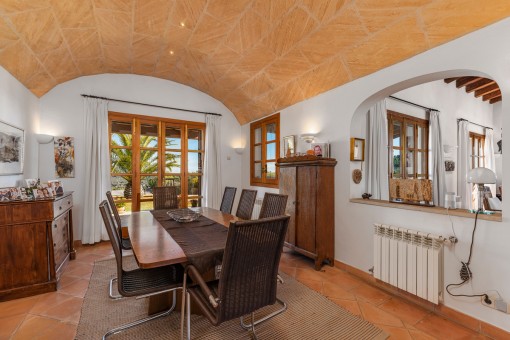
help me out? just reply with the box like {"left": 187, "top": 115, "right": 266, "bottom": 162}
{"left": 277, "top": 157, "right": 337, "bottom": 270}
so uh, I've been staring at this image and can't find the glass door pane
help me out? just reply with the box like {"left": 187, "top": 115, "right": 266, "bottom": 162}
{"left": 266, "top": 123, "right": 276, "bottom": 141}
{"left": 406, "top": 124, "right": 414, "bottom": 148}
{"left": 393, "top": 121, "right": 401, "bottom": 147}
{"left": 110, "top": 119, "right": 134, "bottom": 214}
{"left": 188, "top": 129, "right": 203, "bottom": 150}
{"left": 165, "top": 126, "right": 181, "bottom": 149}
{"left": 406, "top": 151, "right": 414, "bottom": 177}
{"left": 139, "top": 123, "right": 159, "bottom": 210}
{"left": 392, "top": 149, "right": 401, "bottom": 177}
{"left": 417, "top": 126, "right": 424, "bottom": 149}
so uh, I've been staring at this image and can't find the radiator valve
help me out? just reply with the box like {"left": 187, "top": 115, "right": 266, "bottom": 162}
{"left": 448, "top": 236, "right": 458, "bottom": 244}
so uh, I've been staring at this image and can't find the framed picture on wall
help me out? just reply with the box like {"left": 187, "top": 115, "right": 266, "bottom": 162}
{"left": 0, "top": 120, "right": 24, "bottom": 175}
{"left": 350, "top": 138, "right": 365, "bottom": 161}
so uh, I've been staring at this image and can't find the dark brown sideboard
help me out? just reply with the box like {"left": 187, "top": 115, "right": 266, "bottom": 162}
{"left": 277, "top": 157, "right": 337, "bottom": 270}
{"left": 0, "top": 192, "right": 75, "bottom": 301}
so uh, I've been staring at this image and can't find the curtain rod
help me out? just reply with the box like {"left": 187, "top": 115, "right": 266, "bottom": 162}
{"left": 80, "top": 94, "right": 222, "bottom": 116}
{"left": 457, "top": 118, "right": 493, "bottom": 130}
{"left": 388, "top": 96, "right": 440, "bottom": 113}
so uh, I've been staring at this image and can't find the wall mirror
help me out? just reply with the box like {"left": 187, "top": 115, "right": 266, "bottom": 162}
{"left": 349, "top": 76, "right": 503, "bottom": 211}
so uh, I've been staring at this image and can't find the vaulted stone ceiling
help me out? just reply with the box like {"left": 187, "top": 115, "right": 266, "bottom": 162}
{"left": 1, "top": 1, "right": 509, "bottom": 124}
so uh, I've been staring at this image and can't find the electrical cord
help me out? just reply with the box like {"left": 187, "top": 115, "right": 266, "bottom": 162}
{"left": 446, "top": 207, "right": 462, "bottom": 263}
{"left": 446, "top": 209, "right": 489, "bottom": 300}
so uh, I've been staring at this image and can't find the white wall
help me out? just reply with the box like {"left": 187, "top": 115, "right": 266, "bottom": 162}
{"left": 0, "top": 67, "right": 38, "bottom": 187}
{"left": 350, "top": 79, "right": 496, "bottom": 196}
{"left": 38, "top": 74, "right": 242, "bottom": 241}
{"left": 242, "top": 18, "right": 510, "bottom": 331}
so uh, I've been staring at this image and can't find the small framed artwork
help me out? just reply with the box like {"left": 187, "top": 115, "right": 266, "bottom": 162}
{"left": 8, "top": 187, "right": 21, "bottom": 200}
{"left": 311, "top": 143, "right": 329, "bottom": 157}
{"left": 0, "top": 187, "right": 11, "bottom": 201}
{"left": 25, "top": 178, "right": 38, "bottom": 188}
{"left": 48, "top": 180, "right": 64, "bottom": 196}
{"left": 20, "top": 187, "right": 32, "bottom": 200}
{"left": 283, "top": 135, "right": 296, "bottom": 157}
{"left": 40, "top": 184, "right": 55, "bottom": 198}
{"left": 445, "top": 160, "right": 455, "bottom": 172}
{"left": 32, "top": 188, "right": 46, "bottom": 199}
{"left": 350, "top": 138, "right": 365, "bottom": 161}
{"left": 0, "top": 120, "right": 24, "bottom": 175}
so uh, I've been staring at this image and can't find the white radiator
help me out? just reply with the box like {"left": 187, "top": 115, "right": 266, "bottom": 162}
{"left": 373, "top": 223, "right": 445, "bottom": 304}
{"left": 251, "top": 198, "right": 263, "bottom": 219}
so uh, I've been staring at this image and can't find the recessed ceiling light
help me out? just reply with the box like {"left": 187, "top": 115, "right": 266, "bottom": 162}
{"left": 180, "top": 22, "right": 185, "bottom": 27}
{"left": 169, "top": 50, "right": 174, "bottom": 55}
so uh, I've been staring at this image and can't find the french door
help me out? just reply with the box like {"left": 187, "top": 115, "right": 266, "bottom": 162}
{"left": 109, "top": 112, "right": 205, "bottom": 213}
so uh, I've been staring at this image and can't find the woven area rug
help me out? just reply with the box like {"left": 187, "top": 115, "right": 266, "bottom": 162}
{"left": 77, "top": 257, "right": 387, "bottom": 340}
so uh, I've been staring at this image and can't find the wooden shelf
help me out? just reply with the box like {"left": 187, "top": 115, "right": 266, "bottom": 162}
{"left": 350, "top": 198, "right": 502, "bottom": 222}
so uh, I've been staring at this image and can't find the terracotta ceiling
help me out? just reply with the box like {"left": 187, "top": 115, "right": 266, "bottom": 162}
{"left": 1, "top": 1, "right": 509, "bottom": 124}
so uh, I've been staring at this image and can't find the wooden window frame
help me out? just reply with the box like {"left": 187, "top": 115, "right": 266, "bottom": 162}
{"left": 109, "top": 111, "right": 205, "bottom": 210}
{"left": 387, "top": 110, "right": 429, "bottom": 179}
{"left": 250, "top": 113, "right": 280, "bottom": 188}
{"left": 469, "top": 132, "right": 485, "bottom": 169}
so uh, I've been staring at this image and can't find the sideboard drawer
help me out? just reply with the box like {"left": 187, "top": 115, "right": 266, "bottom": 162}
{"left": 53, "top": 195, "right": 73, "bottom": 218}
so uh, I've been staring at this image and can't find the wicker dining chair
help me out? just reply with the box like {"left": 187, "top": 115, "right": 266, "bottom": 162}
{"left": 105, "top": 191, "right": 132, "bottom": 299}
{"left": 219, "top": 186, "right": 237, "bottom": 214}
{"left": 258, "top": 193, "right": 288, "bottom": 218}
{"left": 153, "top": 186, "right": 179, "bottom": 210}
{"left": 235, "top": 189, "right": 257, "bottom": 220}
{"left": 99, "top": 201, "right": 184, "bottom": 339}
{"left": 180, "top": 215, "right": 290, "bottom": 340}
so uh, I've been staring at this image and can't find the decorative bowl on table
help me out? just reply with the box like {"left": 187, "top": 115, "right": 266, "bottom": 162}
{"left": 167, "top": 208, "right": 202, "bottom": 223}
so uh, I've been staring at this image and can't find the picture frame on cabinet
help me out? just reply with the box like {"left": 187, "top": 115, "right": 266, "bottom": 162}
{"left": 283, "top": 135, "right": 296, "bottom": 157}
{"left": 0, "top": 120, "right": 24, "bottom": 175}
{"left": 311, "top": 142, "right": 329, "bottom": 157}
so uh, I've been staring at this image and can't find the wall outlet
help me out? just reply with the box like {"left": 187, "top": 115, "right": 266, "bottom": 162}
{"left": 482, "top": 294, "right": 510, "bottom": 314}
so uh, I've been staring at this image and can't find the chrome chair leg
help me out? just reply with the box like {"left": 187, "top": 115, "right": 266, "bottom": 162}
{"left": 108, "top": 277, "right": 122, "bottom": 300}
{"left": 180, "top": 273, "right": 189, "bottom": 340}
{"left": 186, "top": 292, "right": 191, "bottom": 340}
{"left": 240, "top": 298, "right": 287, "bottom": 330}
{"left": 103, "top": 289, "right": 179, "bottom": 340}
{"left": 249, "top": 312, "right": 258, "bottom": 340}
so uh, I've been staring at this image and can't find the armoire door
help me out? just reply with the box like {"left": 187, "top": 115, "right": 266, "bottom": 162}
{"left": 296, "top": 166, "right": 317, "bottom": 253}
{"left": 279, "top": 166, "right": 296, "bottom": 244}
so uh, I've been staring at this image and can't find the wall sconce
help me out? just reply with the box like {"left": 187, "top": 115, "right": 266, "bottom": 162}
{"left": 300, "top": 134, "right": 316, "bottom": 144}
{"left": 35, "top": 134, "right": 54, "bottom": 144}
{"left": 234, "top": 147, "right": 244, "bottom": 155}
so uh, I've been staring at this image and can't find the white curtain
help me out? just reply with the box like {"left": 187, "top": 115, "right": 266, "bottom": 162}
{"left": 82, "top": 98, "right": 110, "bottom": 244}
{"left": 366, "top": 100, "right": 389, "bottom": 200}
{"left": 429, "top": 111, "right": 447, "bottom": 207}
{"left": 202, "top": 115, "right": 222, "bottom": 209}
{"left": 484, "top": 128, "right": 496, "bottom": 195}
{"left": 457, "top": 121, "right": 471, "bottom": 209}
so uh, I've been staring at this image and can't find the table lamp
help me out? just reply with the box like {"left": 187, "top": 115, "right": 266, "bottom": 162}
{"left": 467, "top": 167, "right": 496, "bottom": 212}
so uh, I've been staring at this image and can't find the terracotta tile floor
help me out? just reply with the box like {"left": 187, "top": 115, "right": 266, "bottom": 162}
{"left": 0, "top": 243, "right": 494, "bottom": 339}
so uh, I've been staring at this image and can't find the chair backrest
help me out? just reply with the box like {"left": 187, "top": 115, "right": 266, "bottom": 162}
{"left": 216, "top": 215, "right": 290, "bottom": 322}
{"left": 258, "top": 193, "right": 288, "bottom": 218}
{"left": 235, "top": 189, "right": 257, "bottom": 220}
{"left": 98, "top": 200, "right": 123, "bottom": 277}
{"left": 106, "top": 191, "right": 122, "bottom": 238}
{"left": 219, "top": 187, "right": 237, "bottom": 214}
{"left": 153, "top": 186, "right": 179, "bottom": 210}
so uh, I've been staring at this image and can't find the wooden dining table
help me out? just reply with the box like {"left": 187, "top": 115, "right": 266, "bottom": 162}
{"left": 123, "top": 207, "right": 240, "bottom": 314}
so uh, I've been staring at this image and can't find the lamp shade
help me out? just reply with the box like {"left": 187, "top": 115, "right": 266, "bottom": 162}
{"left": 466, "top": 167, "right": 496, "bottom": 184}
{"left": 35, "top": 133, "right": 54, "bottom": 144}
